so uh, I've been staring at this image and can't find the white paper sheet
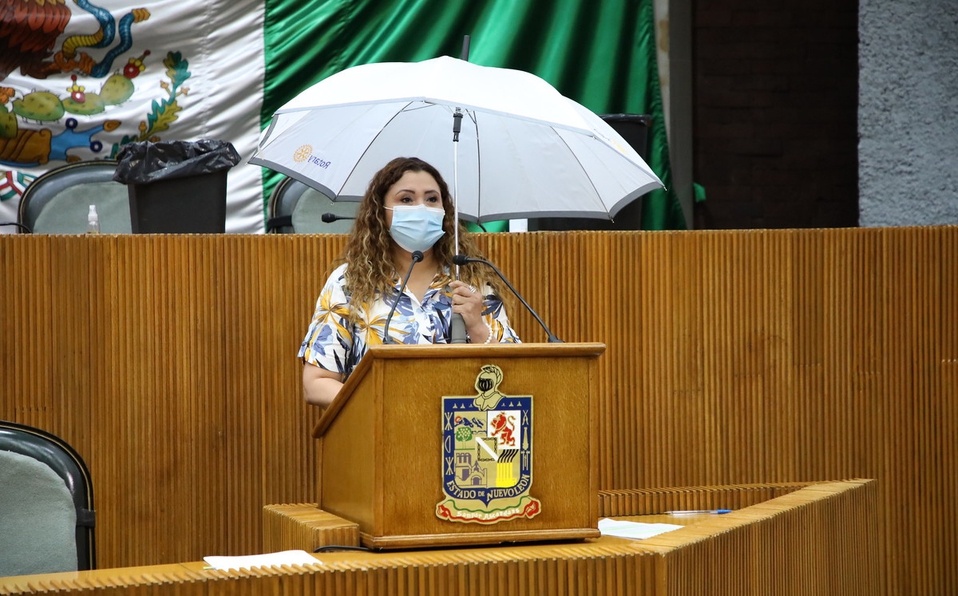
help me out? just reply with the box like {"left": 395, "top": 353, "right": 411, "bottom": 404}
{"left": 203, "top": 549, "right": 322, "bottom": 570}
{"left": 598, "top": 518, "right": 683, "bottom": 540}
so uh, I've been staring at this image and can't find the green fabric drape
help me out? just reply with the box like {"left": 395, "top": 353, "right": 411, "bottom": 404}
{"left": 262, "top": 0, "right": 685, "bottom": 230}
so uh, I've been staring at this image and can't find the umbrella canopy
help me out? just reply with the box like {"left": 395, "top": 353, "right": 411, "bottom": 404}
{"left": 250, "top": 56, "right": 663, "bottom": 223}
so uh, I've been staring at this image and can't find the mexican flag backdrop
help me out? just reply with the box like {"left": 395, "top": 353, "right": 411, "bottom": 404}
{"left": 0, "top": 0, "right": 684, "bottom": 233}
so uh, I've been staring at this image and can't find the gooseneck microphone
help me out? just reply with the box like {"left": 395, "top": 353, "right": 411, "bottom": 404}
{"left": 322, "top": 213, "right": 356, "bottom": 223}
{"left": 452, "top": 255, "right": 563, "bottom": 343}
{"left": 382, "top": 250, "right": 424, "bottom": 344}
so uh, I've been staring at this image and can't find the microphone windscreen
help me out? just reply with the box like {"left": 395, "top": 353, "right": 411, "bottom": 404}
{"left": 452, "top": 254, "right": 471, "bottom": 266}
{"left": 321, "top": 213, "right": 337, "bottom": 223}
{"left": 412, "top": 250, "right": 424, "bottom": 262}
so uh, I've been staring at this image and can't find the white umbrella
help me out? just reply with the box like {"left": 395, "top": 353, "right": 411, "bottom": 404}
{"left": 250, "top": 56, "right": 663, "bottom": 225}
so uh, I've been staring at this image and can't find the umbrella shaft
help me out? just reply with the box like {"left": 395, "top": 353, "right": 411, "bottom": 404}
{"left": 453, "top": 110, "right": 462, "bottom": 279}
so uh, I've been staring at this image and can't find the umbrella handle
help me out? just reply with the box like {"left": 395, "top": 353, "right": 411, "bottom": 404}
{"left": 450, "top": 313, "right": 467, "bottom": 344}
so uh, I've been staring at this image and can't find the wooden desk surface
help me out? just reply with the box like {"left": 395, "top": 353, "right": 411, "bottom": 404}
{"left": 0, "top": 514, "right": 739, "bottom": 593}
{"left": 0, "top": 481, "right": 879, "bottom": 596}
{"left": 0, "top": 534, "right": 658, "bottom": 593}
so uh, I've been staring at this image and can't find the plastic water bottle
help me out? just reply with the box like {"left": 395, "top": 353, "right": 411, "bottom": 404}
{"left": 86, "top": 205, "right": 100, "bottom": 234}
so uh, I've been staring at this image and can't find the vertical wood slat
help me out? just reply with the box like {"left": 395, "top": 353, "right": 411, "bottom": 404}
{"left": 1, "top": 227, "right": 955, "bottom": 595}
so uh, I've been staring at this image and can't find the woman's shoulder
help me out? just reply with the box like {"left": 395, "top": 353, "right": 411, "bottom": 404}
{"left": 321, "top": 262, "right": 349, "bottom": 289}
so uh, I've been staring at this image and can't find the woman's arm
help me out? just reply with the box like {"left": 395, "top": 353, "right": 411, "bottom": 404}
{"left": 302, "top": 362, "right": 345, "bottom": 408}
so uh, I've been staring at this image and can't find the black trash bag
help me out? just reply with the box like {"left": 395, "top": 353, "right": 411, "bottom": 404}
{"left": 113, "top": 139, "right": 241, "bottom": 185}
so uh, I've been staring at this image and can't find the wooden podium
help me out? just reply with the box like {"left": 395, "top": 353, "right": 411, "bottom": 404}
{"left": 312, "top": 342, "right": 605, "bottom": 550}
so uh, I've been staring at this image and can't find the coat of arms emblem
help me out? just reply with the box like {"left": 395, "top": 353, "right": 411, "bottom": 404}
{"left": 436, "top": 364, "right": 541, "bottom": 523}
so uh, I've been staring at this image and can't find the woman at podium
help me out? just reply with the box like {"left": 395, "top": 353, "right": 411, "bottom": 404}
{"left": 298, "top": 157, "right": 521, "bottom": 407}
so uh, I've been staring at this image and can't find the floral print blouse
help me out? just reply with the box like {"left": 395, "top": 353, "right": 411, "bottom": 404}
{"left": 299, "top": 264, "right": 521, "bottom": 379}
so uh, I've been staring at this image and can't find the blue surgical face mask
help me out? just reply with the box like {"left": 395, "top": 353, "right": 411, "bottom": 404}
{"left": 386, "top": 204, "right": 446, "bottom": 253}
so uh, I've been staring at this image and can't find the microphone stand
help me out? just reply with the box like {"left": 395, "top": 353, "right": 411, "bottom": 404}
{"left": 382, "top": 250, "right": 424, "bottom": 344}
{"left": 453, "top": 255, "right": 563, "bottom": 343}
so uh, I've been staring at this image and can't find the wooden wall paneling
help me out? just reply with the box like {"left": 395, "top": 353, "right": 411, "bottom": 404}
{"left": 739, "top": 231, "right": 771, "bottom": 485}
{"left": 884, "top": 227, "right": 924, "bottom": 595}
{"left": 492, "top": 230, "right": 550, "bottom": 344}
{"left": 110, "top": 235, "right": 155, "bottom": 566}
{"left": 706, "top": 230, "right": 734, "bottom": 487}
{"left": 173, "top": 236, "right": 205, "bottom": 562}
{"left": 621, "top": 231, "right": 642, "bottom": 491}
{"left": 882, "top": 226, "right": 909, "bottom": 595}
{"left": 90, "top": 236, "right": 116, "bottom": 536}
{"left": 221, "top": 234, "right": 263, "bottom": 558}
{"left": 4, "top": 238, "right": 49, "bottom": 429}
{"left": 855, "top": 228, "right": 891, "bottom": 589}
{"left": 2, "top": 228, "right": 957, "bottom": 594}
{"left": 199, "top": 234, "right": 230, "bottom": 561}
{"left": 634, "top": 231, "right": 661, "bottom": 488}
{"left": 943, "top": 226, "right": 958, "bottom": 591}
{"left": 790, "top": 230, "right": 826, "bottom": 478}
{"left": 154, "top": 235, "right": 182, "bottom": 561}
{"left": 0, "top": 240, "right": 11, "bottom": 417}
{"left": 702, "top": 231, "right": 732, "bottom": 486}
{"left": 258, "top": 235, "right": 305, "bottom": 509}
{"left": 22, "top": 235, "right": 53, "bottom": 428}
{"left": 671, "top": 232, "right": 705, "bottom": 486}
{"left": 910, "top": 226, "right": 947, "bottom": 595}
{"left": 763, "top": 230, "right": 794, "bottom": 482}
{"left": 95, "top": 236, "right": 120, "bottom": 568}
{"left": 510, "top": 230, "right": 541, "bottom": 341}
{"left": 821, "top": 229, "right": 844, "bottom": 482}
{"left": 535, "top": 231, "right": 566, "bottom": 342}
{"left": 606, "top": 231, "right": 637, "bottom": 490}
{"left": 54, "top": 235, "right": 88, "bottom": 449}
{"left": 698, "top": 231, "right": 722, "bottom": 486}
{"left": 838, "top": 229, "right": 871, "bottom": 488}
{"left": 192, "top": 234, "right": 226, "bottom": 561}
{"left": 231, "top": 237, "right": 264, "bottom": 554}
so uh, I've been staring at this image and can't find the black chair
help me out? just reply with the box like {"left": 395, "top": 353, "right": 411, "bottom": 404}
{"left": 266, "top": 176, "right": 357, "bottom": 234}
{"left": 528, "top": 113, "right": 652, "bottom": 231}
{"left": 18, "top": 160, "right": 131, "bottom": 234}
{"left": 0, "top": 420, "right": 96, "bottom": 576}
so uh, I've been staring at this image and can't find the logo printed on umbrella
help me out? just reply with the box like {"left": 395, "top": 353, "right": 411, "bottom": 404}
{"left": 293, "top": 145, "right": 312, "bottom": 162}
{"left": 292, "top": 144, "right": 331, "bottom": 169}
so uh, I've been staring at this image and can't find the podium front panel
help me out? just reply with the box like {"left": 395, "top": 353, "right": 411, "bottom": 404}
{"left": 316, "top": 343, "right": 604, "bottom": 549}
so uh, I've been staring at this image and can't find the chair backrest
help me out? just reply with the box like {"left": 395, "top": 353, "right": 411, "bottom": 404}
{"left": 266, "top": 176, "right": 357, "bottom": 234}
{"left": 18, "top": 160, "right": 131, "bottom": 234}
{"left": 0, "top": 421, "right": 96, "bottom": 576}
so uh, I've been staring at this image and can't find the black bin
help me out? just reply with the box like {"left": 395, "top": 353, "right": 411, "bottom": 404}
{"left": 114, "top": 139, "right": 241, "bottom": 233}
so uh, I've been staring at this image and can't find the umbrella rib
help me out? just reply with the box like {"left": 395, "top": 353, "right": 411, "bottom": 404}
{"left": 278, "top": 99, "right": 592, "bottom": 135}
{"left": 549, "top": 127, "right": 608, "bottom": 222}
{"left": 337, "top": 100, "right": 441, "bottom": 193}
{"left": 553, "top": 127, "right": 663, "bottom": 221}
{"left": 468, "top": 109, "right": 482, "bottom": 224}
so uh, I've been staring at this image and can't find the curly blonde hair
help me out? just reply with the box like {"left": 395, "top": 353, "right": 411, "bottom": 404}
{"left": 330, "top": 157, "right": 509, "bottom": 318}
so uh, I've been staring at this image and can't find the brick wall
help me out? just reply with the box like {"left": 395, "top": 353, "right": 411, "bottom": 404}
{"left": 692, "top": 1, "right": 859, "bottom": 229}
